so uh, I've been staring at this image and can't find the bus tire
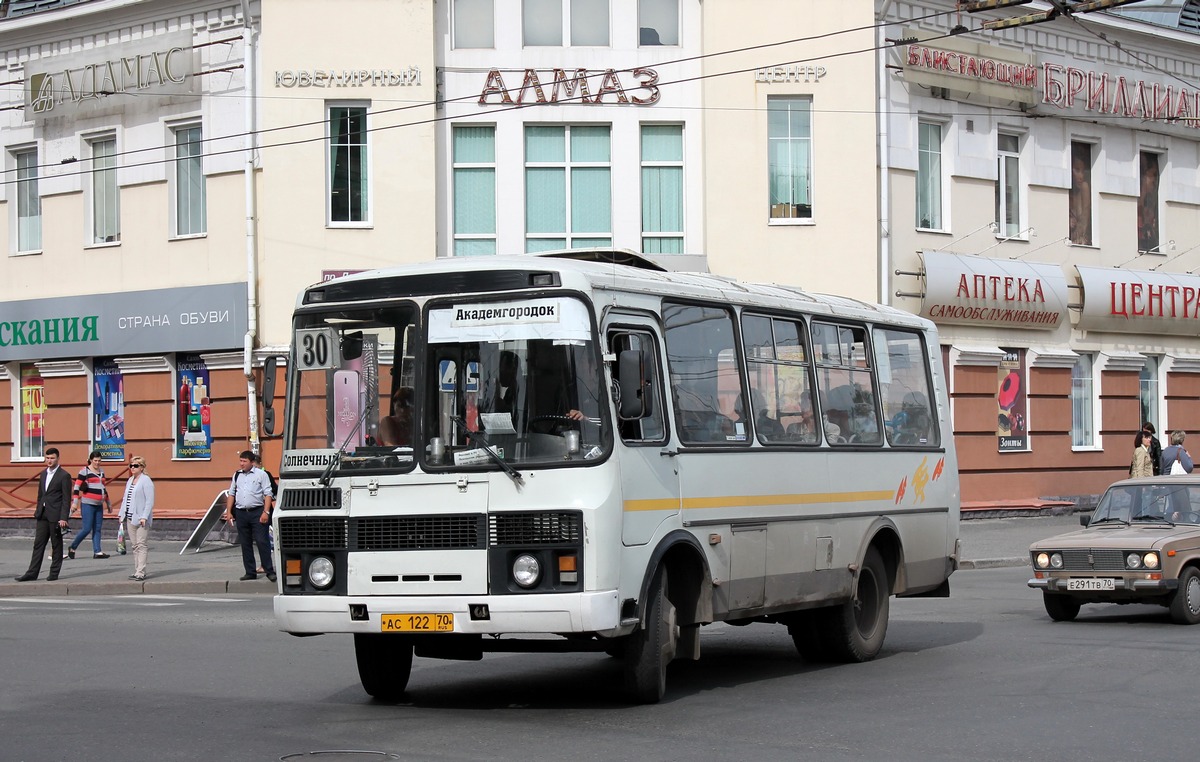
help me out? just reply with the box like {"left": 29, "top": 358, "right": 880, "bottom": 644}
{"left": 1042, "top": 593, "right": 1080, "bottom": 622}
{"left": 787, "top": 612, "right": 832, "bottom": 662}
{"left": 354, "top": 633, "right": 414, "bottom": 701}
{"left": 623, "top": 567, "right": 677, "bottom": 703}
{"left": 822, "top": 547, "right": 890, "bottom": 663}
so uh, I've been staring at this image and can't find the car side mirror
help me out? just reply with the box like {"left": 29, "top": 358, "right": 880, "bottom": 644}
{"left": 1079, "top": 513, "right": 1092, "bottom": 527}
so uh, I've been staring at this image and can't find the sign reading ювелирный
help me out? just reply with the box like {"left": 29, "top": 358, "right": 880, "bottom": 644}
{"left": 0, "top": 282, "right": 248, "bottom": 362}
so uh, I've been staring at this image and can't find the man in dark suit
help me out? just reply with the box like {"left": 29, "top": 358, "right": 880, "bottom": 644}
{"left": 15, "top": 447, "right": 73, "bottom": 582}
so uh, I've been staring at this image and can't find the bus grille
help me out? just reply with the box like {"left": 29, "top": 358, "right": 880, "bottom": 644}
{"left": 355, "top": 515, "right": 485, "bottom": 551}
{"left": 1061, "top": 549, "right": 1127, "bottom": 571}
{"left": 279, "top": 517, "right": 348, "bottom": 549}
{"left": 490, "top": 511, "right": 582, "bottom": 547}
{"left": 279, "top": 488, "right": 342, "bottom": 510}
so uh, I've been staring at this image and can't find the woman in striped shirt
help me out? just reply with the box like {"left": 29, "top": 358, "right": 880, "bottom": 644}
{"left": 68, "top": 450, "right": 113, "bottom": 559}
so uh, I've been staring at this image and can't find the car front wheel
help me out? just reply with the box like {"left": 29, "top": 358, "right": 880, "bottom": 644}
{"left": 1169, "top": 566, "right": 1200, "bottom": 625}
{"left": 1042, "top": 592, "right": 1081, "bottom": 622}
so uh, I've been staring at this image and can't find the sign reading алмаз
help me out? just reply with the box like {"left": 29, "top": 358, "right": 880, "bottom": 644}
{"left": 918, "top": 251, "right": 1068, "bottom": 330}
{"left": 0, "top": 282, "right": 248, "bottom": 362}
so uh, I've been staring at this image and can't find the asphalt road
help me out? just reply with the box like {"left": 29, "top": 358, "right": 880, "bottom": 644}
{"left": 3, "top": 565, "right": 1195, "bottom": 761}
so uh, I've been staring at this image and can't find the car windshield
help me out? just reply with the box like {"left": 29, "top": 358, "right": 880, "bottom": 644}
{"left": 1092, "top": 483, "right": 1200, "bottom": 525}
{"left": 423, "top": 295, "right": 612, "bottom": 470}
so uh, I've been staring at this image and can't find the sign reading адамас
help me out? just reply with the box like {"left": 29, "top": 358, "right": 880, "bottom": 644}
{"left": 0, "top": 282, "right": 248, "bottom": 361}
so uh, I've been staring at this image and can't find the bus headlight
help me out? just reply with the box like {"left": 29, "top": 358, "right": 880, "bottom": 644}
{"left": 308, "top": 556, "right": 335, "bottom": 589}
{"left": 512, "top": 554, "right": 541, "bottom": 588}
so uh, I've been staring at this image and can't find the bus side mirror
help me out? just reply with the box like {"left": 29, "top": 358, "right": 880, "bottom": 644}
{"left": 618, "top": 349, "right": 649, "bottom": 419}
{"left": 342, "top": 331, "right": 364, "bottom": 361}
{"left": 262, "top": 356, "right": 280, "bottom": 437}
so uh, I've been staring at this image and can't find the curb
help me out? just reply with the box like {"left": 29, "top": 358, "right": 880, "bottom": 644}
{"left": 0, "top": 580, "right": 274, "bottom": 597}
{"left": 959, "top": 557, "right": 1027, "bottom": 570}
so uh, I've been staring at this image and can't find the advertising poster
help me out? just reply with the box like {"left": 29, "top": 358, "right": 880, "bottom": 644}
{"left": 176, "top": 353, "right": 212, "bottom": 459}
{"left": 92, "top": 359, "right": 125, "bottom": 461}
{"left": 20, "top": 364, "right": 45, "bottom": 458}
{"left": 997, "top": 348, "right": 1028, "bottom": 452}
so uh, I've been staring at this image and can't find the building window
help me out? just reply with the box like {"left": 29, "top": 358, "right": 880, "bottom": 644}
{"left": 14, "top": 149, "right": 41, "bottom": 253}
{"left": 524, "top": 125, "right": 611, "bottom": 252}
{"left": 1069, "top": 141, "right": 1093, "bottom": 246}
{"left": 19, "top": 364, "right": 46, "bottom": 459}
{"left": 996, "top": 132, "right": 1022, "bottom": 237}
{"left": 767, "top": 97, "right": 812, "bottom": 221}
{"left": 1139, "top": 355, "right": 1161, "bottom": 431}
{"left": 641, "top": 124, "right": 683, "bottom": 253}
{"left": 1138, "top": 151, "right": 1161, "bottom": 253}
{"left": 639, "top": 0, "right": 678, "bottom": 45}
{"left": 453, "top": 125, "right": 497, "bottom": 256}
{"left": 172, "top": 125, "right": 206, "bottom": 237}
{"left": 328, "top": 105, "right": 369, "bottom": 225}
{"left": 1071, "top": 353, "right": 1095, "bottom": 448}
{"left": 454, "top": 0, "right": 494, "bottom": 48}
{"left": 916, "top": 122, "right": 942, "bottom": 230}
{"left": 89, "top": 136, "right": 119, "bottom": 244}
{"left": 524, "top": 0, "right": 609, "bottom": 47}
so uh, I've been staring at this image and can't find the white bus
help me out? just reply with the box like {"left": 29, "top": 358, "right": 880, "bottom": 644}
{"left": 269, "top": 250, "right": 960, "bottom": 703}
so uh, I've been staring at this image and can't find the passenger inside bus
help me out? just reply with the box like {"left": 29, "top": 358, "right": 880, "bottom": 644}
{"left": 377, "top": 386, "right": 413, "bottom": 446}
{"left": 743, "top": 388, "right": 785, "bottom": 443}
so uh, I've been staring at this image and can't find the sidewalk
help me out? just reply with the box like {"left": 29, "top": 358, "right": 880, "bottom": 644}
{"left": 0, "top": 532, "right": 279, "bottom": 597}
{"left": 0, "top": 512, "right": 1082, "bottom": 598}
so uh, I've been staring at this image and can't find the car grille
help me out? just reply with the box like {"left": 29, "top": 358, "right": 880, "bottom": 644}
{"left": 278, "top": 488, "right": 342, "bottom": 510}
{"left": 355, "top": 515, "right": 485, "bottom": 551}
{"left": 279, "top": 517, "right": 348, "bottom": 549}
{"left": 1061, "top": 548, "right": 1127, "bottom": 571}
{"left": 490, "top": 511, "right": 582, "bottom": 547}
{"left": 279, "top": 511, "right": 582, "bottom": 551}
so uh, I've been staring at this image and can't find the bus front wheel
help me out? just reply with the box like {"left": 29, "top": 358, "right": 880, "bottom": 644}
{"left": 354, "top": 633, "right": 414, "bottom": 701}
{"left": 623, "top": 567, "right": 677, "bottom": 703}
{"left": 822, "top": 547, "right": 890, "bottom": 663}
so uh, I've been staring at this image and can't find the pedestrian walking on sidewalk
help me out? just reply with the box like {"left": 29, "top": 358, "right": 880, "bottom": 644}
{"left": 1132, "top": 422, "right": 1163, "bottom": 476}
{"left": 68, "top": 451, "right": 113, "bottom": 560}
{"left": 1130, "top": 432, "right": 1155, "bottom": 478}
{"left": 14, "top": 447, "right": 73, "bottom": 582}
{"left": 223, "top": 450, "right": 276, "bottom": 582}
{"left": 1161, "top": 431, "right": 1195, "bottom": 475}
{"left": 119, "top": 455, "right": 155, "bottom": 581}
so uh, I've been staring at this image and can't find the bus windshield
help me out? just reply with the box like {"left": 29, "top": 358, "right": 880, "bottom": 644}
{"left": 423, "top": 295, "right": 611, "bottom": 469}
{"left": 286, "top": 303, "right": 418, "bottom": 474}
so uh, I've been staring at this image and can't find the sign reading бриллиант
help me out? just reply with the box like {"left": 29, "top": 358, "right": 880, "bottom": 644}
{"left": 0, "top": 282, "right": 248, "bottom": 362}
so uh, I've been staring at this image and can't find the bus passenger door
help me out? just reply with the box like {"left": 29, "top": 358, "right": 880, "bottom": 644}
{"left": 606, "top": 321, "right": 679, "bottom": 546}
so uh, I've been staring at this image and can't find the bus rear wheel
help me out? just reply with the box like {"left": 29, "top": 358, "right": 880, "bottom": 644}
{"left": 821, "top": 547, "right": 890, "bottom": 663}
{"left": 354, "top": 633, "right": 414, "bottom": 701}
{"left": 623, "top": 567, "right": 677, "bottom": 703}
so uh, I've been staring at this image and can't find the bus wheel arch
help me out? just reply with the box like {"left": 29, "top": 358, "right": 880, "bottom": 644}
{"left": 637, "top": 530, "right": 713, "bottom": 630}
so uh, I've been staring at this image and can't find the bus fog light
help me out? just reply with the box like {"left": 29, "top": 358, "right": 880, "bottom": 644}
{"left": 513, "top": 554, "right": 541, "bottom": 588}
{"left": 309, "top": 556, "right": 335, "bottom": 589}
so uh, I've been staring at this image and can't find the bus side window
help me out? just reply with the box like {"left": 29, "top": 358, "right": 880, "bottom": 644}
{"left": 609, "top": 330, "right": 666, "bottom": 443}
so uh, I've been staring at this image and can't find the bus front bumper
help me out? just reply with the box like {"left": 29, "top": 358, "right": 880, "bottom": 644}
{"left": 274, "top": 590, "right": 623, "bottom": 637}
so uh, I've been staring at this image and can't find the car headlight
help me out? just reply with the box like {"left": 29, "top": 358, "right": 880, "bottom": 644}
{"left": 1050, "top": 552, "right": 1063, "bottom": 569}
{"left": 308, "top": 556, "right": 335, "bottom": 589}
{"left": 512, "top": 554, "right": 541, "bottom": 588}
{"left": 1035, "top": 552, "right": 1051, "bottom": 569}
{"left": 1126, "top": 552, "right": 1142, "bottom": 569}
{"left": 1143, "top": 552, "right": 1160, "bottom": 569}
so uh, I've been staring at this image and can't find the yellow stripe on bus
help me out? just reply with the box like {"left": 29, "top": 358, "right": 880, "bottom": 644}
{"left": 623, "top": 490, "right": 895, "bottom": 512}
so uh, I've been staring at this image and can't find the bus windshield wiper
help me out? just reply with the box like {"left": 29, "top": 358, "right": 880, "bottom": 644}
{"left": 320, "top": 400, "right": 374, "bottom": 488}
{"left": 450, "top": 416, "right": 524, "bottom": 486}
